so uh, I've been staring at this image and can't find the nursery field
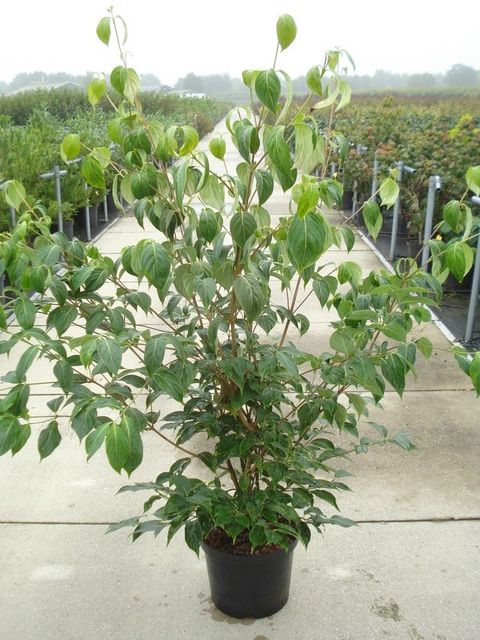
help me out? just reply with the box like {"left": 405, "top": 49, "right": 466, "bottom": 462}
{"left": 318, "top": 93, "right": 480, "bottom": 227}
{"left": 0, "top": 89, "right": 230, "bottom": 234}
{"left": 313, "top": 93, "right": 480, "bottom": 345}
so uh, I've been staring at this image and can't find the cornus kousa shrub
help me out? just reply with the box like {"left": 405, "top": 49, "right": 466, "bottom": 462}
{"left": 1, "top": 12, "right": 479, "bottom": 556}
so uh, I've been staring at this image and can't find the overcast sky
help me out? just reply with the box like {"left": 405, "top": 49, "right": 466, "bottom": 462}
{"left": 1, "top": 0, "right": 478, "bottom": 84}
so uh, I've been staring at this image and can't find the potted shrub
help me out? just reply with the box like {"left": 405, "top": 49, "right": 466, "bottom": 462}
{"left": 1, "top": 13, "right": 480, "bottom": 620}
{"left": 47, "top": 200, "right": 76, "bottom": 240}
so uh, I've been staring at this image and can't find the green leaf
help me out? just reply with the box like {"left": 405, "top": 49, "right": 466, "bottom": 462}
{"left": 111, "top": 66, "right": 140, "bottom": 103}
{"left": 3, "top": 179, "right": 26, "bottom": 210}
{"left": 179, "top": 126, "right": 199, "bottom": 156}
{"left": 298, "top": 402, "right": 320, "bottom": 431}
{"left": 230, "top": 212, "right": 257, "bottom": 248}
{"left": 233, "top": 274, "right": 265, "bottom": 322}
{"left": 287, "top": 212, "right": 329, "bottom": 272}
{"left": 87, "top": 76, "right": 106, "bottom": 107}
{"left": 97, "top": 337, "right": 122, "bottom": 375}
{"left": 316, "top": 490, "right": 339, "bottom": 510}
{"left": 466, "top": 166, "right": 480, "bottom": 196}
{"left": 297, "top": 184, "right": 319, "bottom": 217}
{"left": 469, "top": 352, "right": 480, "bottom": 395}
{"left": 53, "top": 360, "right": 74, "bottom": 393}
{"left": 293, "top": 123, "right": 316, "bottom": 174}
{"left": 265, "top": 126, "right": 297, "bottom": 191}
{"left": 199, "top": 174, "right": 224, "bottom": 209}
{"left": 445, "top": 242, "right": 474, "bottom": 282}
{"left": 96, "top": 16, "right": 111, "bottom": 45}
{"left": 328, "top": 515, "right": 357, "bottom": 527}
{"left": 380, "top": 321, "right": 407, "bottom": 342}
{"left": 11, "top": 423, "right": 30, "bottom": 455}
{"left": 232, "top": 119, "right": 259, "bottom": 162}
{"left": 85, "top": 422, "right": 109, "bottom": 460}
{"left": 141, "top": 241, "right": 170, "bottom": 287}
{"left": 329, "top": 327, "right": 357, "bottom": 355}
{"left": 81, "top": 155, "right": 105, "bottom": 189}
{"left": 393, "top": 433, "right": 414, "bottom": 451}
{"left": 337, "top": 261, "right": 362, "bottom": 286}
{"left": 145, "top": 336, "right": 166, "bottom": 376}
{"left": 340, "top": 227, "right": 355, "bottom": 252}
{"left": 379, "top": 177, "right": 399, "bottom": 207}
{"left": 0, "top": 416, "right": 22, "bottom": 455}
{"left": 196, "top": 277, "right": 216, "bottom": 309}
{"left": 14, "top": 297, "right": 35, "bottom": 330}
{"left": 47, "top": 306, "right": 78, "bottom": 336}
{"left": 198, "top": 208, "right": 219, "bottom": 243}
{"left": 276, "top": 14, "right": 297, "bottom": 50}
{"left": 254, "top": 170, "right": 274, "bottom": 206}
{"left": 105, "top": 422, "right": 130, "bottom": 473}
{"left": 363, "top": 201, "right": 382, "bottom": 240}
{"left": 38, "top": 420, "right": 61, "bottom": 459}
{"left": 212, "top": 260, "right": 234, "bottom": 289}
{"left": 174, "top": 264, "right": 195, "bottom": 299}
{"left": 382, "top": 354, "right": 405, "bottom": 396}
{"left": 154, "top": 368, "right": 185, "bottom": 402}
{"left": 443, "top": 201, "right": 463, "bottom": 232}
{"left": 108, "top": 118, "right": 123, "bottom": 144}
{"left": 121, "top": 411, "right": 144, "bottom": 476}
{"left": 249, "top": 525, "right": 267, "bottom": 550}
{"left": 185, "top": 519, "right": 203, "bottom": 555}
{"left": 416, "top": 337, "right": 433, "bottom": 359}
{"left": 209, "top": 138, "right": 226, "bottom": 160}
{"left": 312, "top": 275, "right": 337, "bottom": 306}
{"left": 60, "top": 134, "right": 81, "bottom": 162}
{"left": 15, "top": 345, "right": 40, "bottom": 381}
{"left": 72, "top": 406, "right": 97, "bottom": 443}
{"left": 37, "top": 243, "right": 61, "bottom": 266}
{"left": 306, "top": 66, "right": 323, "bottom": 95}
{"left": 255, "top": 69, "right": 281, "bottom": 113}
{"left": 219, "top": 357, "right": 253, "bottom": 391}
{"left": 336, "top": 79, "right": 352, "bottom": 112}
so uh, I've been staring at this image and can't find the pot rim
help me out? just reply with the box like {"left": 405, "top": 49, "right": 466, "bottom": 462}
{"left": 201, "top": 538, "right": 298, "bottom": 563}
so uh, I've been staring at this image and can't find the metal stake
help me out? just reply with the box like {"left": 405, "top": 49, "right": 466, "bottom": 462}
{"left": 53, "top": 165, "right": 63, "bottom": 233}
{"left": 352, "top": 180, "right": 358, "bottom": 221}
{"left": 9, "top": 207, "right": 16, "bottom": 227}
{"left": 40, "top": 166, "right": 67, "bottom": 232}
{"left": 389, "top": 161, "right": 415, "bottom": 261}
{"left": 103, "top": 194, "right": 109, "bottom": 223}
{"left": 421, "top": 175, "right": 442, "bottom": 267}
{"left": 465, "top": 196, "right": 480, "bottom": 342}
{"left": 371, "top": 152, "right": 379, "bottom": 201}
{"left": 84, "top": 183, "right": 91, "bottom": 241}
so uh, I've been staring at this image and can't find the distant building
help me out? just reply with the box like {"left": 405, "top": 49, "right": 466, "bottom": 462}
{"left": 141, "top": 84, "right": 175, "bottom": 93}
{"left": 174, "top": 90, "right": 207, "bottom": 99}
{"left": 7, "top": 81, "right": 83, "bottom": 95}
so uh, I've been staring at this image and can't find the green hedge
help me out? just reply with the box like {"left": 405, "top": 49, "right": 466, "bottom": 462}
{"left": 0, "top": 90, "right": 230, "bottom": 229}
{"left": 313, "top": 94, "right": 480, "bottom": 237}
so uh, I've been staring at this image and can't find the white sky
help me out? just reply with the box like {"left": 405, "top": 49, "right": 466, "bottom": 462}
{"left": 1, "top": 0, "right": 478, "bottom": 84}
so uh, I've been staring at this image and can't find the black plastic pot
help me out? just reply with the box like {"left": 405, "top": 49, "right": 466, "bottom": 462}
{"left": 201, "top": 540, "right": 297, "bottom": 619}
{"left": 89, "top": 204, "right": 99, "bottom": 230}
{"left": 106, "top": 193, "right": 116, "bottom": 214}
{"left": 342, "top": 189, "right": 354, "bottom": 212}
{"left": 63, "top": 220, "right": 74, "bottom": 240}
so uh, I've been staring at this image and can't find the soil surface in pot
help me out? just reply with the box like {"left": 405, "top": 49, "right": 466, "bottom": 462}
{"left": 204, "top": 527, "right": 291, "bottom": 556}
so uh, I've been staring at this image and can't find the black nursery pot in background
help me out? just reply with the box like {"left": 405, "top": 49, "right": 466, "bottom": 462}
{"left": 201, "top": 540, "right": 298, "bottom": 619}
{"left": 342, "top": 189, "right": 354, "bottom": 212}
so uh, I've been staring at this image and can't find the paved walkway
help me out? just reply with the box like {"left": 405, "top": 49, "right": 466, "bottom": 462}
{"left": 1, "top": 121, "right": 479, "bottom": 640}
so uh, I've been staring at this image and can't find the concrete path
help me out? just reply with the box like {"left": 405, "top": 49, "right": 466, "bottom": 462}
{"left": 1, "top": 121, "right": 479, "bottom": 640}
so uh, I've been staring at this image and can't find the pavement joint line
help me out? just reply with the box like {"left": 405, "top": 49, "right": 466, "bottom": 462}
{"left": 5, "top": 387, "right": 472, "bottom": 397}
{"left": 1, "top": 516, "right": 480, "bottom": 526}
